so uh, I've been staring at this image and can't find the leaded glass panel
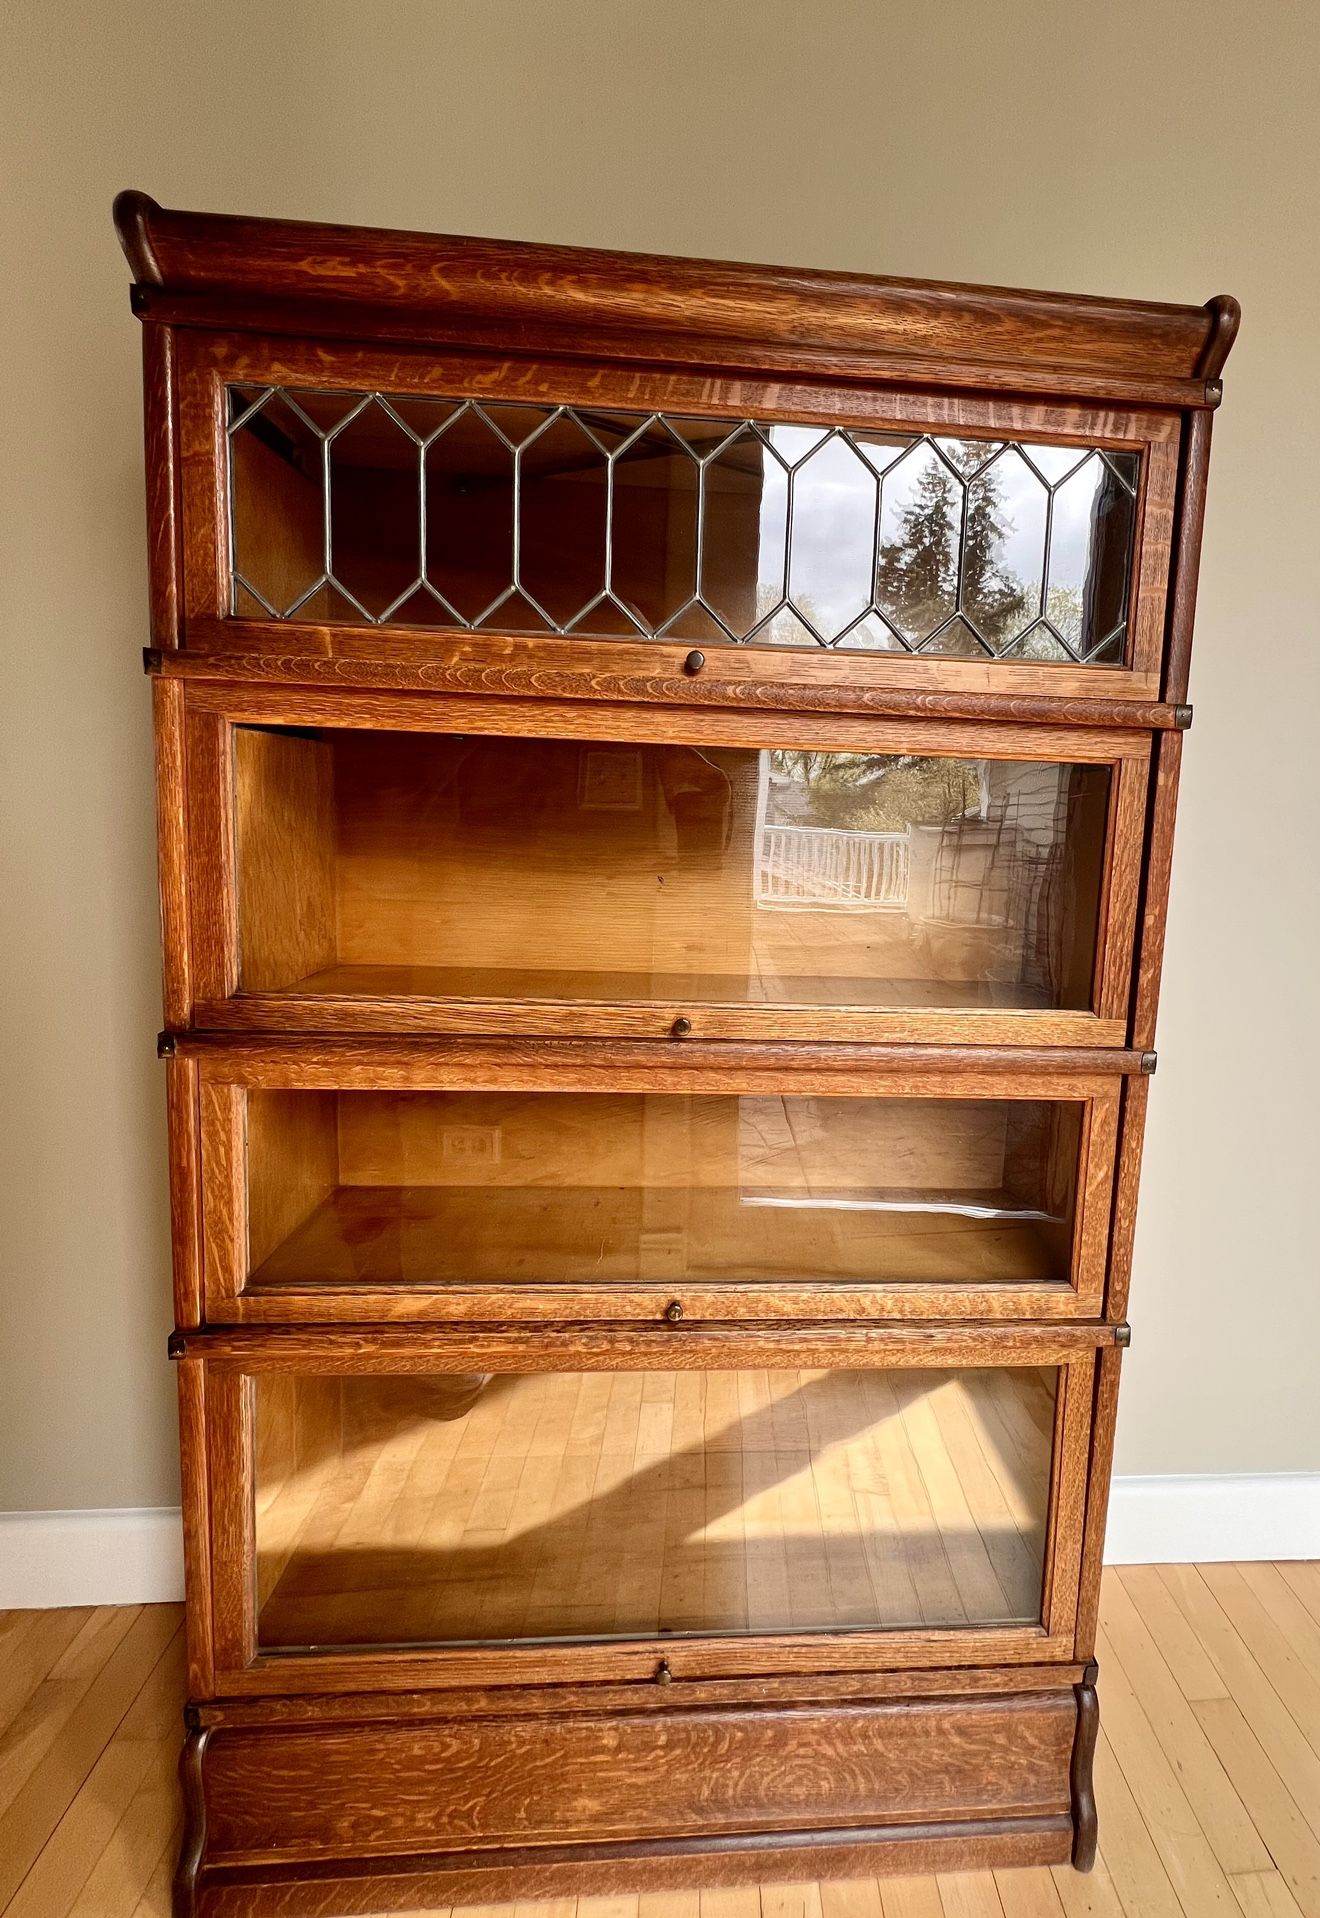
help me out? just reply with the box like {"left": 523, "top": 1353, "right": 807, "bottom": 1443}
{"left": 227, "top": 387, "right": 1140, "bottom": 664}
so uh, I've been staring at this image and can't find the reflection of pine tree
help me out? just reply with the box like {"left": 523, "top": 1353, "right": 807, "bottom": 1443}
{"left": 876, "top": 453, "right": 1031, "bottom": 648}
{"left": 768, "top": 751, "right": 982, "bottom": 830}
{"left": 875, "top": 458, "right": 958, "bottom": 640}
{"left": 963, "top": 473, "right": 1032, "bottom": 644}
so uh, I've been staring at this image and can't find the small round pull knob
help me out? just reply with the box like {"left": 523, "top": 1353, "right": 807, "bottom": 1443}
{"left": 655, "top": 1657, "right": 674, "bottom": 1684}
{"left": 664, "top": 1300, "right": 684, "bottom": 1323}
{"left": 671, "top": 1016, "right": 692, "bottom": 1039}
{"left": 683, "top": 650, "right": 705, "bottom": 675}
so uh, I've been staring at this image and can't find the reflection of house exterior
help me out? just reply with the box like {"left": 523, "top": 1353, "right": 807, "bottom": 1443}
{"left": 758, "top": 822, "right": 911, "bottom": 910}
{"left": 755, "top": 755, "right": 1083, "bottom": 999}
{"left": 907, "top": 763, "right": 1070, "bottom": 992}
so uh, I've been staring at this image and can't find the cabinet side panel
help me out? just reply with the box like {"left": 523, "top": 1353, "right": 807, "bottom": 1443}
{"left": 167, "top": 1055, "right": 203, "bottom": 1326}
{"left": 1074, "top": 1347, "right": 1123, "bottom": 1657}
{"left": 141, "top": 321, "right": 181, "bottom": 648}
{"left": 154, "top": 675, "right": 191, "bottom": 1026}
{"left": 1163, "top": 410, "right": 1215, "bottom": 705}
{"left": 178, "top": 1356, "right": 216, "bottom": 1697}
{"left": 1131, "top": 729, "right": 1183, "bottom": 1050}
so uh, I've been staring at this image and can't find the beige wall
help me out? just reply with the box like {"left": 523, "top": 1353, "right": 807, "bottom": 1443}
{"left": 2, "top": 0, "right": 1317, "bottom": 1510}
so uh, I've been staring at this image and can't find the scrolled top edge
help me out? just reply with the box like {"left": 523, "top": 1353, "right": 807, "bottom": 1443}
{"left": 1197, "top": 295, "right": 1242, "bottom": 382}
{"left": 110, "top": 192, "right": 1239, "bottom": 392}
{"left": 113, "top": 189, "right": 164, "bottom": 286}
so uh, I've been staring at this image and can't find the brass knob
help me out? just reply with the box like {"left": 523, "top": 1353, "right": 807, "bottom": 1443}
{"left": 664, "top": 1300, "right": 684, "bottom": 1323}
{"left": 683, "top": 650, "right": 705, "bottom": 675}
{"left": 671, "top": 1016, "right": 692, "bottom": 1038}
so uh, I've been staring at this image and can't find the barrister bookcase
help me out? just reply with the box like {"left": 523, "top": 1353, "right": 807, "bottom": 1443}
{"left": 115, "top": 190, "right": 1236, "bottom": 1917}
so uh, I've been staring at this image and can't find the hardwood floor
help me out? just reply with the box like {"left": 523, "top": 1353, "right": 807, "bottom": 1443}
{"left": 254, "top": 1367, "right": 1056, "bottom": 1647}
{"left": 2, "top": 1561, "right": 1318, "bottom": 1917}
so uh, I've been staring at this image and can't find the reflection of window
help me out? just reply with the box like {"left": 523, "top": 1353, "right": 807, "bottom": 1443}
{"left": 734, "top": 1094, "right": 1070, "bottom": 1224}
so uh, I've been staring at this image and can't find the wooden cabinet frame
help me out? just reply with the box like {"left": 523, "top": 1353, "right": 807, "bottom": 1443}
{"left": 117, "top": 192, "right": 1235, "bottom": 1907}
{"left": 172, "top": 686, "right": 1150, "bottom": 1050}
{"left": 187, "top": 1041, "right": 1122, "bottom": 1324}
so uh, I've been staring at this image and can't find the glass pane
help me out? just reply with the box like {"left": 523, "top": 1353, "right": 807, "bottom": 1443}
{"left": 233, "top": 729, "right": 1111, "bottom": 1017}
{"left": 254, "top": 1364, "right": 1057, "bottom": 1647}
{"left": 228, "top": 390, "right": 325, "bottom": 616}
{"left": 326, "top": 397, "right": 423, "bottom": 619}
{"left": 243, "top": 1090, "right": 1082, "bottom": 1294}
{"left": 227, "top": 387, "right": 1139, "bottom": 662}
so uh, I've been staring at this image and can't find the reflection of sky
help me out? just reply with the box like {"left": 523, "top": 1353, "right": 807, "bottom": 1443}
{"left": 757, "top": 427, "right": 1112, "bottom": 640}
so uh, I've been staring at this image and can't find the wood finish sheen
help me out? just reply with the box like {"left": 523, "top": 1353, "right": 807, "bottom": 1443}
{"left": 116, "top": 192, "right": 1234, "bottom": 1910}
{"left": 152, "top": 637, "right": 1190, "bottom": 729}
{"left": 115, "top": 190, "right": 1234, "bottom": 408}
{"left": 199, "top": 1695, "right": 1074, "bottom": 1854}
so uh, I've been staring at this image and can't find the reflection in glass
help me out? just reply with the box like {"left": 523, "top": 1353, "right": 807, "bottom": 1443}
{"left": 785, "top": 433, "right": 876, "bottom": 640}
{"left": 253, "top": 1365, "right": 1056, "bottom": 1647}
{"left": 227, "top": 388, "right": 1140, "bottom": 663}
{"left": 243, "top": 1088, "right": 1083, "bottom": 1294}
{"left": 234, "top": 729, "right": 1112, "bottom": 1017}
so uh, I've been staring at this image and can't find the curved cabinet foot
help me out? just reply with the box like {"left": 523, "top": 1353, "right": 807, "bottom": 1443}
{"left": 173, "top": 1712, "right": 212, "bottom": 1918}
{"left": 1070, "top": 1658, "right": 1100, "bottom": 1871}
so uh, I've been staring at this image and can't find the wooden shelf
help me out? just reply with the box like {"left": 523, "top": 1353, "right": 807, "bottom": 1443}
{"left": 263, "top": 963, "right": 1061, "bottom": 1014}
{"left": 248, "top": 1182, "right": 1069, "bottom": 1292}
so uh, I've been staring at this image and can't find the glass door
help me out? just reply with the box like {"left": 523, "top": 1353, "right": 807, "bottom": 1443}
{"left": 193, "top": 1323, "right": 1103, "bottom": 1684}
{"left": 197, "top": 1062, "right": 1117, "bottom": 1323}
{"left": 184, "top": 701, "right": 1148, "bottom": 1048}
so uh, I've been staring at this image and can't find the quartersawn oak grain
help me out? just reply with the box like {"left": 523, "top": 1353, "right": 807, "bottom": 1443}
{"left": 114, "top": 189, "right": 1235, "bottom": 406}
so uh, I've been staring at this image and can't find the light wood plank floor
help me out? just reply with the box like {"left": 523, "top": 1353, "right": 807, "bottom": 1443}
{"left": 255, "top": 1368, "right": 1056, "bottom": 1647}
{"left": 2, "top": 1561, "right": 1319, "bottom": 1917}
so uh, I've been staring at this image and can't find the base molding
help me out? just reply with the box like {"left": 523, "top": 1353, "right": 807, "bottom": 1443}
{"left": 0, "top": 1506, "right": 183, "bottom": 1607}
{"left": 191, "top": 1818, "right": 1074, "bottom": 1916}
{"left": 3, "top": 1474, "right": 1316, "bottom": 1610}
{"left": 175, "top": 1679, "right": 1088, "bottom": 1916}
{"left": 1104, "top": 1472, "right": 1320, "bottom": 1564}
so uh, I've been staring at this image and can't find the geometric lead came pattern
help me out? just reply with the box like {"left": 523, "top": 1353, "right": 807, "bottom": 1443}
{"left": 228, "top": 385, "right": 1141, "bottom": 664}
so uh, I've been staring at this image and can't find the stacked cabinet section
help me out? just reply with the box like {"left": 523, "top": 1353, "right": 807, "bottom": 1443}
{"left": 120, "top": 191, "right": 1234, "bottom": 1914}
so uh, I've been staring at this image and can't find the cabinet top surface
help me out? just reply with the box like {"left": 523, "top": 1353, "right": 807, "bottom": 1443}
{"left": 114, "top": 190, "right": 1237, "bottom": 404}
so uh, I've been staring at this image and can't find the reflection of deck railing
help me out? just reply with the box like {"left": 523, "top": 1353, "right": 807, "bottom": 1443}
{"left": 758, "top": 824, "right": 910, "bottom": 910}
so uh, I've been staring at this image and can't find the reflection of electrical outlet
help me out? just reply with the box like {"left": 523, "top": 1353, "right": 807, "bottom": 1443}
{"left": 442, "top": 1126, "right": 501, "bottom": 1165}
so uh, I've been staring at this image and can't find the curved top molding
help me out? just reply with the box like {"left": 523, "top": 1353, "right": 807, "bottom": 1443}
{"left": 114, "top": 190, "right": 1238, "bottom": 405}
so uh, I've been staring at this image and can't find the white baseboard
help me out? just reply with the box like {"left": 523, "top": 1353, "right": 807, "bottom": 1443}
{"left": 1, "top": 1476, "right": 1316, "bottom": 1608}
{"left": 0, "top": 1507, "right": 185, "bottom": 1608}
{"left": 1104, "top": 1473, "right": 1320, "bottom": 1566}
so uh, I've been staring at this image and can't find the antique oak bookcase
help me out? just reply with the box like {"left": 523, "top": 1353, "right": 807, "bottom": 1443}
{"left": 115, "top": 191, "right": 1236, "bottom": 1917}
